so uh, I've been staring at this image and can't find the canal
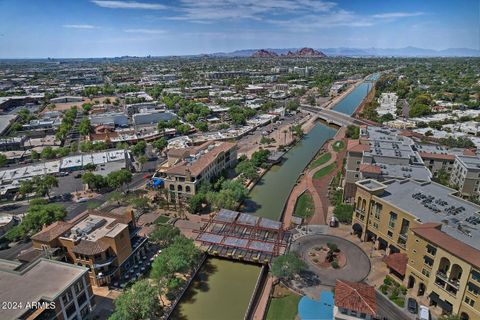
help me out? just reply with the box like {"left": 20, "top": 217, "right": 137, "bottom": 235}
{"left": 173, "top": 76, "right": 376, "bottom": 320}
{"left": 171, "top": 259, "right": 261, "bottom": 320}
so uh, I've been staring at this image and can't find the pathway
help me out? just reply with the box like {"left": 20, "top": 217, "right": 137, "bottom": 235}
{"left": 252, "top": 275, "right": 274, "bottom": 320}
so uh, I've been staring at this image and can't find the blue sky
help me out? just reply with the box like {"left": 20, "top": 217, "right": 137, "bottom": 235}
{"left": 0, "top": 0, "right": 478, "bottom": 58}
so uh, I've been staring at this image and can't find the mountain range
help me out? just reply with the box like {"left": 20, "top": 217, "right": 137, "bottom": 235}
{"left": 208, "top": 46, "right": 480, "bottom": 57}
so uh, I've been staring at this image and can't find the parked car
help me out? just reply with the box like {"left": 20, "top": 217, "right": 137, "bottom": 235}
{"left": 418, "top": 305, "right": 430, "bottom": 320}
{"left": 407, "top": 297, "right": 418, "bottom": 314}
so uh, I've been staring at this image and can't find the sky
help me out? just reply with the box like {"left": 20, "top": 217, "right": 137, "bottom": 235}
{"left": 0, "top": 0, "right": 478, "bottom": 58}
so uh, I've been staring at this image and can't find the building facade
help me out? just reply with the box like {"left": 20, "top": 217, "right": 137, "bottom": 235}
{"left": 351, "top": 178, "right": 480, "bottom": 319}
{"left": 31, "top": 210, "right": 148, "bottom": 287}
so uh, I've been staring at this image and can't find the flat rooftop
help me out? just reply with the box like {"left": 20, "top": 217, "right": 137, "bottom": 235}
{"left": 456, "top": 155, "right": 480, "bottom": 170}
{"left": 0, "top": 259, "right": 87, "bottom": 319}
{"left": 375, "top": 179, "right": 480, "bottom": 251}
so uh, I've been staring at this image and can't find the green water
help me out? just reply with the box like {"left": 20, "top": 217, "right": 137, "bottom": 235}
{"left": 172, "top": 258, "right": 261, "bottom": 320}
{"left": 242, "top": 123, "right": 336, "bottom": 220}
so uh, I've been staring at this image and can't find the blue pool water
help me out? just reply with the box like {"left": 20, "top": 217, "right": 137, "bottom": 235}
{"left": 298, "top": 291, "right": 334, "bottom": 320}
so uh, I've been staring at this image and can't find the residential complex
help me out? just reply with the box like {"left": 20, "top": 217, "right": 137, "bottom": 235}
{"left": 30, "top": 209, "right": 148, "bottom": 287}
{"left": 352, "top": 178, "right": 480, "bottom": 319}
{"left": 0, "top": 258, "right": 94, "bottom": 320}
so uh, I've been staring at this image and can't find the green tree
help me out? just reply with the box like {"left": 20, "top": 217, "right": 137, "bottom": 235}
{"left": 41, "top": 146, "right": 57, "bottom": 159}
{"left": 106, "top": 169, "right": 133, "bottom": 190}
{"left": 152, "top": 137, "right": 168, "bottom": 152}
{"left": 333, "top": 204, "right": 354, "bottom": 224}
{"left": 109, "top": 279, "right": 160, "bottom": 320}
{"left": 188, "top": 193, "right": 206, "bottom": 214}
{"left": 131, "top": 141, "right": 147, "bottom": 157}
{"left": 235, "top": 160, "right": 259, "bottom": 181}
{"left": 195, "top": 121, "right": 208, "bottom": 132}
{"left": 271, "top": 252, "right": 307, "bottom": 281}
{"left": 345, "top": 125, "right": 360, "bottom": 139}
{"left": 0, "top": 153, "right": 7, "bottom": 167}
{"left": 149, "top": 225, "right": 181, "bottom": 247}
{"left": 6, "top": 203, "right": 66, "bottom": 241}
{"left": 78, "top": 118, "right": 92, "bottom": 136}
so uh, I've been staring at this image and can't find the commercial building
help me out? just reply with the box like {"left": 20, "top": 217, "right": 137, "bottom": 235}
{"left": 352, "top": 178, "right": 480, "bottom": 319}
{"left": 0, "top": 258, "right": 94, "bottom": 320}
{"left": 31, "top": 210, "right": 148, "bottom": 287}
{"left": 450, "top": 155, "right": 480, "bottom": 198}
{"left": 160, "top": 141, "right": 237, "bottom": 201}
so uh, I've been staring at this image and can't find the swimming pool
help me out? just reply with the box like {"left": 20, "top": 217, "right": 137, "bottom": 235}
{"left": 298, "top": 291, "right": 334, "bottom": 320}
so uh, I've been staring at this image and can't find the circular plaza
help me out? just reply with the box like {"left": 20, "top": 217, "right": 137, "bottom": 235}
{"left": 291, "top": 234, "right": 371, "bottom": 287}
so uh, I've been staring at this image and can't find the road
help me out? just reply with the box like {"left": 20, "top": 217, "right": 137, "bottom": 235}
{"left": 376, "top": 291, "right": 415, "bottom": 320}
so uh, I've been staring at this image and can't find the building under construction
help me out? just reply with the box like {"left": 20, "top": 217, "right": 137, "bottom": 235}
{"left": 194, "top": 209, "right": 289, "bottom": 264}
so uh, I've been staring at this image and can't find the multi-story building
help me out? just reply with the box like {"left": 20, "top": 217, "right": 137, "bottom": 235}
{"left": 344, "top": 126, "right": 431, "bottom": 202}
{"left": 31, "top": 209, "right": 148, "bottom": 287}
{"left": 352, "top": 178, "right": 480, "bottom": 319}
{"left": 450, "top": 155, "right": 480, "bottom": 198}
{"left": 160, "top": 141, "right": 237, "bottom": 201}
{"left": 0, "top": 258, "right": 94, "bottom": 320}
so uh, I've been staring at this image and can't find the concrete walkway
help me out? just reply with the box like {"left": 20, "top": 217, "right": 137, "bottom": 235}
{"left": 252, "top": 275, "right": 274, "bottom": 320}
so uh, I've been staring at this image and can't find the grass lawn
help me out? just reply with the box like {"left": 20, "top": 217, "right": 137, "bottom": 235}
{"left": 332, "top": 140, "right": 346, "bottom": 152}
{"left": 313, "top": 163, "right": 336, "bottom": 179}
{"left": 155, "top": 215, "right": 171, "bottom": 224}
{"left": 266, "top": 293, "right": 301, "bottom": 320}
{"left": 294, "top": 192, "right": 315, "bottom": 218}
{"left": 308, "top": 153, "right": 331, "bottom": 169}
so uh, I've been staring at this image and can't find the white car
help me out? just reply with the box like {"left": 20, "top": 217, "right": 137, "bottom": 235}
{"left": 418, "top": 305, "right": 430, "bottom": 320}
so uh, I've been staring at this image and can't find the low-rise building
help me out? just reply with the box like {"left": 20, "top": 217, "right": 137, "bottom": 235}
{"left": 351, "top": 178, "right": 480, "bottom": 319}
{"left": 0, "top": 258, "right": 94, "bottom": 320}
{"left": 450, "top": 155, "right": 480, "bottom": 198}
{"left": 160, "top": 141, "right": 237, "bottom": 201}
{"left": 334, "top": 280, "right": 377, "bottom": 320}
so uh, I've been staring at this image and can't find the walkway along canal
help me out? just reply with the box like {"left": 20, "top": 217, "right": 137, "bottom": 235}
{"left": 171, "top": 76, "right": 377, "bottom": 319}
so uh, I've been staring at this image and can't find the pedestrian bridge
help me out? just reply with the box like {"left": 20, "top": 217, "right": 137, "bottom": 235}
{"left": 301, "top": 105, "right": 370, "bottom": 127}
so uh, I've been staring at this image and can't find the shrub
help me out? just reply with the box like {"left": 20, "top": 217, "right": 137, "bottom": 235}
{"left": 384, "top": 275, "right": 393, "bottom": 286}
{"left": 379, "top": 284, "right": 388, "bottom": 295}
{"left": 331, "top": 260, "right": 339, "bottom": 269}
{"left": 400, "top": 285, "right": 407, "bottom": 295}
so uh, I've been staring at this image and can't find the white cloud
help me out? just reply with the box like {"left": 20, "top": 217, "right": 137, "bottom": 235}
{"left": 91, "top": 1, "right": 167, "bottom": 10}
{"left": 168, "top": 0, "right": 337, "bottom": 22}
{"left": 63, "top": 24, "right": 98, "bottom": 29}
{"left": 123, "top": 28, "right": 166, "bottom": 34}
{"left": 373, "top": 12, "right": 425, "bottom": 19}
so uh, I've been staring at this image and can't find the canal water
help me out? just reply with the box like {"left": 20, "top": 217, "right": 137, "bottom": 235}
{"left": 173, "top": 76, "right": 375, "bottom": 320}
{"left": 171, "top": 258, "right": 261, "bottom": 320}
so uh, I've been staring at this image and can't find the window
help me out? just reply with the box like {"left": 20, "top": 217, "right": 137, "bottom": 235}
{"left": 74, "top": 281, "right": 84, "bottom": 295}
{"left": 62, "top": 291, "right": 73, "bottom": 306}
{"left": 388, "top": 212, "right": 397, "bottom": 229}
{"left": 426, "top": 244, "right": 437, "bottom": 256}
{"left": 465, "top": 296, "right": 475, "bottom": 307}
{"left": 467, "top": 282, "right": 480, "bottom": 295}
{"left": 472, "top": 270, "right": 480, "bottom": 282}
{"left": 422, "top": 268, "right": 431, "bottom": 277}
{"left": 387, "top": 230, "right": 393, "bottom": 238}
{"left": 423, "top": 255, "right": 434, "bottom": 267}
{"left": 65, "top": 302, "right": 76, "bottom": 318}
{"left": 77, "top": 292, "right": 87, "bottom": 306}
{"left": 169, "top": 184, "right": 174, "bottom": 191}
{"left": 373, "top": 222, "right": 378, "bottom": 229}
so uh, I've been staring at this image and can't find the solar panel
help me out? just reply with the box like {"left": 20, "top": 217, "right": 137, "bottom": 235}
{"left": 237, "top": 213, "right": 259, "bottom": 226}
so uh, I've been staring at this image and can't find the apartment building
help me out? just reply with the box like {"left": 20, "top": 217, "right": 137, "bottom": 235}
{"left": 31, "top": 210, "right": 148, "bottom": 287}
{"left": 0, "top": 258, "right": 94, "bottom": 320}
{"left": 450, "top": 155, "right": 480, "bottom": 197}
{"left": 160, "top": 141, "right": 237, "bottom": 201}
{"left": 352, "top": 178, "right": 480, "bottom": 319}
{"left": 344, "top": 126, "right": 431, "bottom": 202}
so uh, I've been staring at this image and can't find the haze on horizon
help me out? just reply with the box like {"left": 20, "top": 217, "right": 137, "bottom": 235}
{"left": 0, "top": 0, "right": 478, "bottom": 58}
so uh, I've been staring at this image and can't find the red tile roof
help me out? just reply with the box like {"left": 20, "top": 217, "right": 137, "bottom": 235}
{"left": 359, "top": 164, "right": 381, "bottom": 174}
{"left": 412, "top": 225, "right": 480, "bottom": 269}
{"left": 347, "top": 140, "right": 370, "bottom": 153}
{"left": 418, "top": 151, "right": 455, "bottom": 161}
{"left": 334, "top": 280, "right": 376, "bottom": 316}
{"left": 383, "top": 253, "right": 408, "bottom": 276}
{"left": 31, "top": 221, "right": 73, "bottom": 243}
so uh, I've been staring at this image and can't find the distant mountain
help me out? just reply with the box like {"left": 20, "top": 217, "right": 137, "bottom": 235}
{"left": 207, "top": 46, "right": 480, "bottom": 58}
{"left": 252, "top": 49, "right": 278, "bottom": 58}
{"left": 286, "top": 47, "right": 326, "bottom": 58}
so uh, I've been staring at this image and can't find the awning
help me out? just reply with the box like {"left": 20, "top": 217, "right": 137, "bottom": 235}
{"left": 383, "top": 253, "right": 408, "bottom": 276}
{"left": 429, "top": 292, "right": 452, "bottom": 313}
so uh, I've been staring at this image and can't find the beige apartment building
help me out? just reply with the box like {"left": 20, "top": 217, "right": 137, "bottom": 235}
{"left": 450, "top": 155, "right": 480, "bottom": 198}
{"left": 352, "top": 178, "right": 480, "bottom": 319}
{"left": 160, "top": 141, "right": 237, "bottom": 201}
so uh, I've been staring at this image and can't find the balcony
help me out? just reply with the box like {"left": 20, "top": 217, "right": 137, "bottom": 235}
{"left": 93, "top": 255, "right": 116, "bottom": 269}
